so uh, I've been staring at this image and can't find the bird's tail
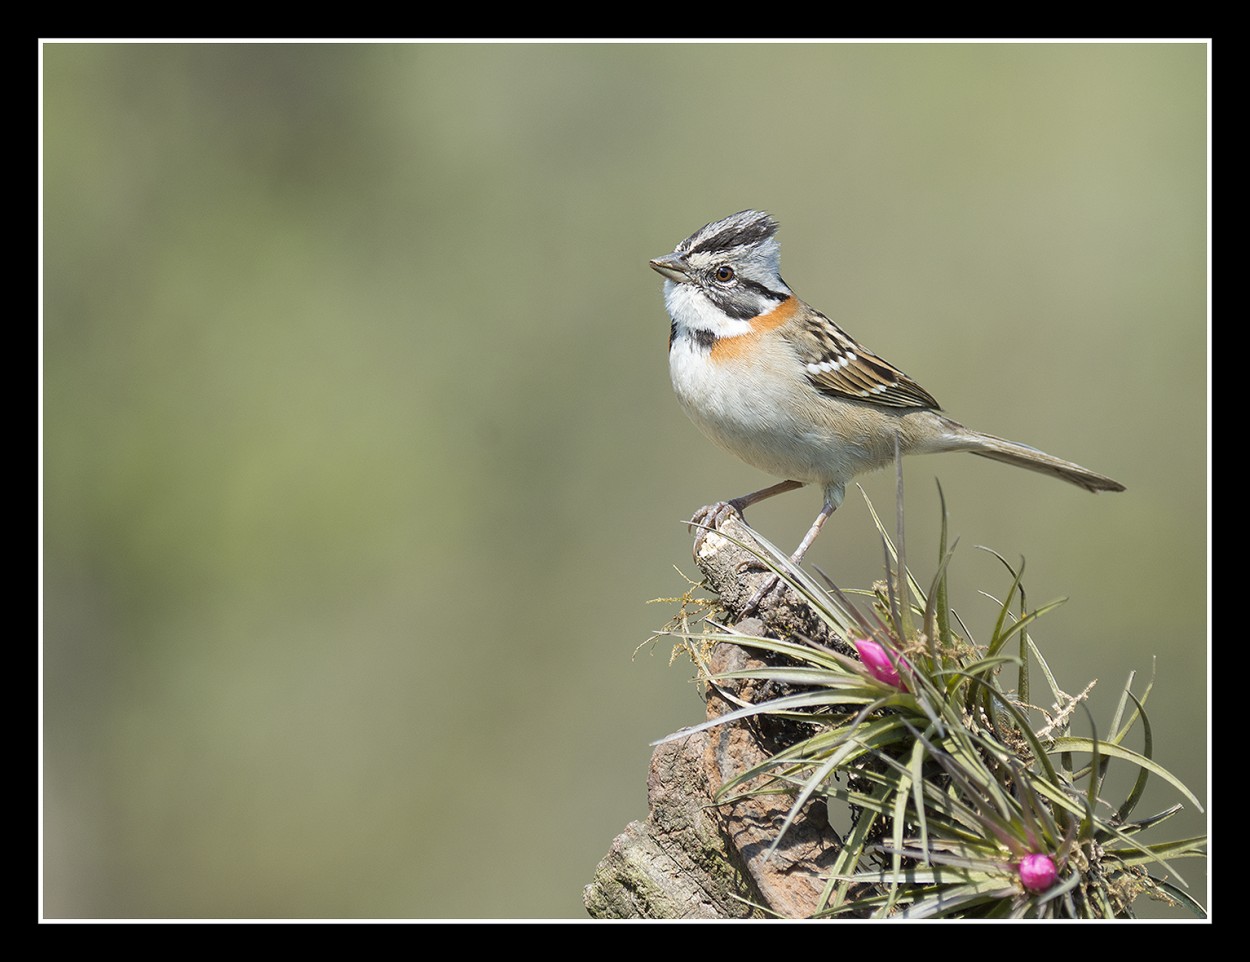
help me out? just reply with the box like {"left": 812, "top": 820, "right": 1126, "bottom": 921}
{"left": 963, "top": 431, "right": 1125, "bottom": 493}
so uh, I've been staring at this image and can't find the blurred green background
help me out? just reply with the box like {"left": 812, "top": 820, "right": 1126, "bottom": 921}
{"left": 42, "top": 42, "right": 1207, "bottom": 919}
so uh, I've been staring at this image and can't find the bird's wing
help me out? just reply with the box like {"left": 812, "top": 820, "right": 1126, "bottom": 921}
{"left": 783, "top": 307, "right": 942, "bottom": 409}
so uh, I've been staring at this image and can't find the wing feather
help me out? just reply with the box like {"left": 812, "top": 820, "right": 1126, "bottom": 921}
{"left": 784, "top": 307, "right": 941, "bottom": 410}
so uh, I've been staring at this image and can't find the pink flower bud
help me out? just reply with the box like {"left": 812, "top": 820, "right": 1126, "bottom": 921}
{"left": 853, "top": 638, "right": 907, "bottom": 690}
{"left": 1018, "top": 853, "right": 1058, "bottom": 893}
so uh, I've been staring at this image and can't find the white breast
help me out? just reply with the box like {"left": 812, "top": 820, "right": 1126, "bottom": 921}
{"left": 668, "top": 334, "right": 867, "bottom": 487}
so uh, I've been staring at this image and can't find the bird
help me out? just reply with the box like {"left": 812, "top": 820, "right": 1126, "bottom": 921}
{"left": 650, "top": 209, "right": 1124, "bottom": 609}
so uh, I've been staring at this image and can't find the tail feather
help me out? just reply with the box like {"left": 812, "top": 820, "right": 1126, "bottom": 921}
{"left": 966, "top": 433, "right": 1125, "bottom": 493}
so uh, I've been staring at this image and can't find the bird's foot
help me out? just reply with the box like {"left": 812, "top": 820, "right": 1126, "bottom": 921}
{"left": 689, "top": 502, "right": 786, "bottom": 616}
{"left": 689, "top": 499, "right": 749, "bottom": 557}
{"left": 741, "top": 571, "right": 784, "bottom": 616}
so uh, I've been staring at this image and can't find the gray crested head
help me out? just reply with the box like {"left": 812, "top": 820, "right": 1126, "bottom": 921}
{"left": 677, "top": 209, "right": 781, "bottom": 271}
{"left": 652, "top": 210, "right": 791, "bottom": 327}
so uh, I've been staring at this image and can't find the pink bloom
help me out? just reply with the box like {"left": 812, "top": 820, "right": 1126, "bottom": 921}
{"left": 1018, "top": 853, "right": 1058, "bottom": 893}
{"left": 853, "top": 638, "right": 907, "bottom": 690}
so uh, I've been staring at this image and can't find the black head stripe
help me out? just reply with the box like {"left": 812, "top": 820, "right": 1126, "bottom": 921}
{"left": 682, "top": 211, "right": 779, "bottom": 256}
{"left": 708, "top": 277, "right": 788, "bottom": 320}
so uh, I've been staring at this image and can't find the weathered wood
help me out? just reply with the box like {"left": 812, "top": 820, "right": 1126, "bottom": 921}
{"left": 584, "top": 514, "right": 844, "bottom": 919}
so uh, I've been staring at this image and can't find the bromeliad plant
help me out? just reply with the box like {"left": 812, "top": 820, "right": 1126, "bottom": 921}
{"left": 658, "top": 481, "right": 1206, "bottom": 919}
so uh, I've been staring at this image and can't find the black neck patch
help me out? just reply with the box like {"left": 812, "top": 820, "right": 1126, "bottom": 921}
{"left": 670, "top": 324, "right": 717, "bottom": 353}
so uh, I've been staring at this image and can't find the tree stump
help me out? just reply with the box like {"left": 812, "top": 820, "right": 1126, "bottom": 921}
{"left": 584, "top": 513, "right": 846, "bottom": 919}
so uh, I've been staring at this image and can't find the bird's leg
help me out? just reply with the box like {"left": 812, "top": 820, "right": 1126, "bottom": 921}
{"left": 690, "top": 479, "right": 805, "bottom": 554}
{"left": 740, "top": 487, "right": 842, "bottom": 616}
{"left": 787, "top": 498, "right": 838, "bottom": 567}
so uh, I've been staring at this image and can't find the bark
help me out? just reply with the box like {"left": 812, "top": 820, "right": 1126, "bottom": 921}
{"left": 584, "top": 513, "right": 847, "bottom": 919}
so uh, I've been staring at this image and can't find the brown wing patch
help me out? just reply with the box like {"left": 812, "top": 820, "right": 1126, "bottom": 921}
{"left": 785, "top": 307, "right": 941, "bottom": 409}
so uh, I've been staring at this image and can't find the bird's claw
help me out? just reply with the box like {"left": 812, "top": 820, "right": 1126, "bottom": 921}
{"left": 690, "top": 500, "right": 746, "bottom": 556}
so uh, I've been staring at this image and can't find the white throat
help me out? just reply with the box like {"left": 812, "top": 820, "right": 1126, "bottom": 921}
{"left": 663, "top": 280, "right": 755, "bottom": 339}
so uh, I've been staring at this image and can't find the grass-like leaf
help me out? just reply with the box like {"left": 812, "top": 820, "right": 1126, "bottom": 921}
{"left": 654, "top": 455, "right": 1206, "bottom": 919}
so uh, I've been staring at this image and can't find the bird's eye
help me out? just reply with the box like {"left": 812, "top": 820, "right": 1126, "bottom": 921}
{"left": 714, "top": 265, "right": 735, "bottom": 283}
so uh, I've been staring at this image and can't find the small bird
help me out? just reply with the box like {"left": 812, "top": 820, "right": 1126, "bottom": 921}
{"left": 650, "top": 209, "right": 1124, "bottom": 605}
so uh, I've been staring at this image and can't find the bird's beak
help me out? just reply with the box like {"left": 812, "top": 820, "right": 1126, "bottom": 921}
{"left": 649, "top": 253, "right": 690, "bottom": 283}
